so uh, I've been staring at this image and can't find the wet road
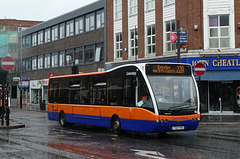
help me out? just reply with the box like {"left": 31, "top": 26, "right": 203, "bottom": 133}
{"left": 0, "top": 109, "right": 240, "bottom": 159}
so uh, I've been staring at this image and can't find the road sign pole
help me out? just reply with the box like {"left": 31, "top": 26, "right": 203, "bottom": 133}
{"left": 177, "top": 20, "right": 181, "bottom": 63}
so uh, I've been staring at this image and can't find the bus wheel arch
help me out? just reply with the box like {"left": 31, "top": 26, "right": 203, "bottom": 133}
{"left": 111, "top": 115, "right": 122, "bottom": 135}
{"left": 59, "top": 111, "right": 67, "bottom": 127}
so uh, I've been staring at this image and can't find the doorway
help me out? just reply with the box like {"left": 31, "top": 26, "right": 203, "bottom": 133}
{"left": 209, "top": 82, "right": 233, "bottom": 112}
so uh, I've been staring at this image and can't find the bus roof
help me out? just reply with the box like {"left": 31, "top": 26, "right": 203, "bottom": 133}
{"left": 49, "top": 62, "right": 192, "bottom": 79}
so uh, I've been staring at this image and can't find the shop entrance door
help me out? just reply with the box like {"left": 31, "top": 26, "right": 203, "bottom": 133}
{"left": 209, "top": 82, "right": 233, "bottom": 112}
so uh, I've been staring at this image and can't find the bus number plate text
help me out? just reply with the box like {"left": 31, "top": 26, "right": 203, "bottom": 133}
{"left": 172, "top": 126, "right": 184, "bottom": 130}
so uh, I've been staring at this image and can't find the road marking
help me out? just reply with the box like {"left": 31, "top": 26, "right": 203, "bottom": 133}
{"left": 131, "top": 149, "right": 166, "bottom": 159}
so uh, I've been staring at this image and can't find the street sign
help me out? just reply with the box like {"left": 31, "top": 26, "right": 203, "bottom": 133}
{"left": 170, "top": 31, "right": 178, "bottom": 44}
{"left": 194, "top": 63, "right": 206, "bottom": 76}
{"left": 1, "top": 55, "right": 15, "bottom": 71}
{"left": 170, "top": 30, "right": 188, "bottom": 44}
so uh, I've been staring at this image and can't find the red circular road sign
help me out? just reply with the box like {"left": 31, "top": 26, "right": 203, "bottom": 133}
{"left": 194, "top": 63, "right": 206, "bottom": 76}
{"left": 1, "top": 56, "right": 15, "bottom": 71}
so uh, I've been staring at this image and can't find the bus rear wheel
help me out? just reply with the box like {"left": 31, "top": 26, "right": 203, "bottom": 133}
{"left": 112, "top": 116, "right": 122, "bottom": 135}
{"left": 59, "top": 111, "right": 67, "bottom": 127}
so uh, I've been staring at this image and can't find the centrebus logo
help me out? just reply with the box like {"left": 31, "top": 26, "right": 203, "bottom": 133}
{"left": 126, "top": 72, "right": 136, "bottom": 76}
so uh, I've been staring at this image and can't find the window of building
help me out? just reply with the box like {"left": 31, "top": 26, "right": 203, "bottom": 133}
{"left": 59, "top": 51, "right": 65, "bottom": 67}
{"left": 115, "top": 0, "right": 122, "bottom": 19}
{"left": 26, "top": 35, "right": 31, "bottom": 48}
{"left": 166, "top": 20, "right": 176, "bottom": 52}
{"left": 38, "top": 55, "right": 43, "bottom": 69}
{"left": 85, "top": 45, "right": 94, "bottom": 63}
{"left": 22, "top": 37, "right": 26, "bottom": 49}
{"left": 52, "top": 25, "right": 58, "bottom": 41}
{"left": 96, "top": 11, "right": 104, "bottom": 28}
{"left": 66, "top": 20, "right": 74, "bottom": 37}
{"left": 45, "top": 54, "right": 51, "bottom": 68}
{"left": 130, "top": 28, "right": 138, "bottom": 57}
{"left": 115, "top": 32, "right": 123, "bottom": 58}
{"left": 86, "top": 13, "right": 95, "bottom": 32}
{"left": 32, "top": 33, "right": 37, "bottom": 47}
{"left": 95, "top": 44, "right": 104, "bottom": 62}
{"left": 146, "top": 0, "right": 155, "bottom": 10}
{"left": 31, "top": 56, "right": 37, "bottom": 70}
{"left": 75, "top": 17, "right": 84, "bottom": 34}
{"left": 75, "top": 47, "right": 83, "bottom": 65}
{"left": 52, "top": 52, "right": 58, "bottom": 67}
{"left": 60, "top": 23, "right": 65, "bottom": 39}
{"left": 26, "top": 58, "right": 31, "bottom": 71}
{"left": 45, "top": 28, "right": 51, "bottom": 43}
{"left": 130, "top": 0, "right": 138, "bottom": 15}
{"left": 38, "top": 31, "right": 43, "bottom": 45}
{"left": 209, "top": 15, "right": 229, "bottom": 48}
{"left": 147, "top": 25, "right": 155, "bottom": 54}
{"left": 22, "top": 59, "right": 26, "bottom": 71}
{"left": 66, "top": 49, "right": 74, "bottom": 66}
{"left": 165, "top": 0, "right": 175, "bottom": 5}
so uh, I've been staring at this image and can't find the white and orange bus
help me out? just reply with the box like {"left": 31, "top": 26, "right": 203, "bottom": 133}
{"left": 48, "top": 63, "right": 200, "bottom": 134}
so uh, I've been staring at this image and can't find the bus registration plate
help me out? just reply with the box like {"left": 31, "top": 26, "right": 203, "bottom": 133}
{"left": 172, "top": 126, "right": 184, "bottom": 130}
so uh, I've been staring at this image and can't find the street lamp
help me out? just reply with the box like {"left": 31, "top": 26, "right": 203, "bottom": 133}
{"left": 16, "top": 25, "right": 23, "bottom": 109}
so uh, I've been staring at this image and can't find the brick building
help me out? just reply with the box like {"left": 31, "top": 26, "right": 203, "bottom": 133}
{"left": 106, "top": 0, "right": 240, "bottom": 113}
{"left": 18, "top": 0, "right": 106, "bottom": 110}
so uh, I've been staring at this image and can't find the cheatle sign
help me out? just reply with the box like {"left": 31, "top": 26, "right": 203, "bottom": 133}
{"left": 1, "top": 55, "right": 15, "bottom": 71}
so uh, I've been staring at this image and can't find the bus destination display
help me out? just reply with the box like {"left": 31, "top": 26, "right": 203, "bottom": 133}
{"left": 146, "top": 64, "right": 191, "bottom": 75}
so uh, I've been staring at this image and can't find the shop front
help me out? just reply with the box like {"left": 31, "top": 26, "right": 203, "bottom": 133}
{"left": 190, "top": 56, "right": 240, "bottom": 113}
{"left": 30, "top": 80, "right": 42, "bottom": 110}
{"left": 18, "top": 80, "right": 30, "bottom": 109}
{"left": 42, "top": 79, "right": 48, "bottom": 111}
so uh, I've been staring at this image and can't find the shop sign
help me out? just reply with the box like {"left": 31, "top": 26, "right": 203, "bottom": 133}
{"left": 18, "top": 81, "right": 29, "bottom": 89}
{"left": 30, "top": 80, "right": 42, "bottom": 89}
{"left": 190, "top": 56, "right": 240, "bottom": 70}
{"left": 42, "top": 79, "right": 49, "bottom": 86}
{"left": 13, "top": 77, "right": 20, "bottom": 82}
{"left": 22, "top": 76, "right": 30, "bottom": 81}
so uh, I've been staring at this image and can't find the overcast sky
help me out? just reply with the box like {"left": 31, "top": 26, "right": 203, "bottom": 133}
{"left": 0, "top": 0, "right": 98, "bottom": 21}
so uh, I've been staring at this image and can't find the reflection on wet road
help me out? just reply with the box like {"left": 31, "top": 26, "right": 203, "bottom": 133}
{"left": 0, "top": 109, "right": 240, "bottom": 159}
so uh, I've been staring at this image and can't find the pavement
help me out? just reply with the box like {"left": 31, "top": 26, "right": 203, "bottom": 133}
{"left": 0, "top": 120, "right": 25, "bottom": 129}
{"left": 200, "top": 112, "right": 240, "bottom": 125}
{"left": 0, "top": 108, "right": 240, "bottom": 129}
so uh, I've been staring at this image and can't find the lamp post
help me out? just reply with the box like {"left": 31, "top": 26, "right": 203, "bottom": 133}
{"left": 18, "top": 25, "right": 23, "bottom": 109}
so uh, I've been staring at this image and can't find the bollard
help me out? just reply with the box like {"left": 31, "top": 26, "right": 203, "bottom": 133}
{"left": 1, "top": 107, "right": 5, "bottom": 126}
{"left": 6, "top": 107, "right": 9, "bottom": 126}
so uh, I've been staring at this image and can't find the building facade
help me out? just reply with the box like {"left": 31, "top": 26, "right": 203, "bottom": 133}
{"left": 18, "top": 0, "right": 106, "bottom": 110}
{"left": 0, "top": 19, "right": 42, "bottom": 107}
{"left": 106, "top": 0, "right": 240, "bottom": 113}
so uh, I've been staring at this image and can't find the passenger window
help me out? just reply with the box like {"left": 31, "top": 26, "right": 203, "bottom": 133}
{"left": 108, "top": 78, "right": 123, "bottom": 106}
{"left": 93, "top": 79, "right": 107, "bottom": 105}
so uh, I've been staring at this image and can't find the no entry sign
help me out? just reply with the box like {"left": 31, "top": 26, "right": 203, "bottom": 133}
{"left": 194, "top": 63, "right": 206, "bottom": 76}
{"left": 1, "top": 55, "right": 15, "bottom": 71}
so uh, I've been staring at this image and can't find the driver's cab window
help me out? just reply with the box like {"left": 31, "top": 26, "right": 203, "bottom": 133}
{"left": 137, "top": 74, "right": 154, "bottom": 112}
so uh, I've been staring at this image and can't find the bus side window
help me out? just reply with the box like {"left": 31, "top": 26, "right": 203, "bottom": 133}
{"left": 59, "top": 78, "right": 69, "bottom": 104}
{"left": 108, "top": 78, "right": 123, "bottom": 106}
{"left": 80, "top": 79, "right": 89, "bottom": 105}
{"left": 123, "top": 78, "right": 135, "bottom": 106}
{"left": 69, "top": 77, "right": 80, "bottom": 104}
{"left": 93, "top": 80, "right": 107, "bottom": 105}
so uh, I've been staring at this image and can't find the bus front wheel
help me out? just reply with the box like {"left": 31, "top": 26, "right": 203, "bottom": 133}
{"left": 59, "top": 111, "right": 67, "bottom": 127}
{"left": 112, "top": 116, "right": 122, "bottom": 135}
